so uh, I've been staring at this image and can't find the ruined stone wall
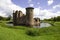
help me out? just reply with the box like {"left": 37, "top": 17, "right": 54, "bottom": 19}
{"left": 13, "top": 7, "right": 40, "bottom": 26}
{"left": 34, "top": 18, "right": 40, "bottom": 26}
{"left": 17, "top": 11, "right": 25, "bottom": 25}
{"left": 13, "top": 10, "right": 26, "bottom": 25}
{"left": 13, "top": 10, "right": 18, "bottom": 25}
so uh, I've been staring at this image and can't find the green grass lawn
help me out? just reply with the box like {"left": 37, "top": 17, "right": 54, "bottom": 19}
{"left": 0, "top": 21, "right": 60, "bottom": 40}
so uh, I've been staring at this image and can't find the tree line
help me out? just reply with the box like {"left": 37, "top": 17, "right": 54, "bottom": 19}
{"left": 44, "top": 16, "right": 60, "bottom": 21}
{"left": 0, "top": 15, "right": 11, "bottom": 21}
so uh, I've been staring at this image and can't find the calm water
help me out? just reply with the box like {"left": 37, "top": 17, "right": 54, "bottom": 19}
{"left": 6, "top": 23, "right": 51, "bottom": 28}
{"left": 33, "top": 23, "right": 51, "bottom": 28}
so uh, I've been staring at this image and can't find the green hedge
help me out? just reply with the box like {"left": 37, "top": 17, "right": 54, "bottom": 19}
{"left": 26, "top": 28, "right": 40, "bottom": 36}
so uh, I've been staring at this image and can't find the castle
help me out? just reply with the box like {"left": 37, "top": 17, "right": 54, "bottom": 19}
{"left": 13, "top": 7, "right": 40, "bottom": 26}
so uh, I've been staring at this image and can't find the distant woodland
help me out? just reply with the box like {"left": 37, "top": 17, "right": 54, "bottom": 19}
{"left": 44, "top": 16, "right": 60, "bottom": 21}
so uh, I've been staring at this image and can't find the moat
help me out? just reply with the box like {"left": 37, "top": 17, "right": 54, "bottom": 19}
{"left": 6, "top": 22, "right": 51, "bottom": 28}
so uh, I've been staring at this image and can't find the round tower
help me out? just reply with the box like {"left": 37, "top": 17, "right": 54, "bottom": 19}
{"left": 26, "top": 7, "right": 34, "bottom": 26}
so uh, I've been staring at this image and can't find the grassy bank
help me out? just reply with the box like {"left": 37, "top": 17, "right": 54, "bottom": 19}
{"left": 0, "top": 21, "right": 60, "bottom": 40}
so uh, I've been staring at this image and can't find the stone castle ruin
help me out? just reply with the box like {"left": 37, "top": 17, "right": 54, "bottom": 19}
{"left": 13, "top": 7, "right": 40, "bottom": 26}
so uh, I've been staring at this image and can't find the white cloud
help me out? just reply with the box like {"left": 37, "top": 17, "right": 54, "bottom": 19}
{"left": 29, "top": 0, "right": 32, "bottom": 2}
{"left": 41, "top": 10, "right": 60, "bottom": 19}
{"left": 37, "top": 2, "right": 40, "bottom": 5}
{"left": 56, "top": 11, "right": 60, "bottom": 16}
{"left": 38, "top": 9, "right": 54, "bottom": 19}
{"left": 48, "top": 0, "right": 53, "bottom": 5}
{"left": 53, "top": 4, "right": 60, "bottom": 9}
{"left": 0, "top": 0, "right": 60, "bottom": 20}
{"left": 28, "top": 0, "right": 32, "bottom": 3}
{"left": 34, "top": 8, "right": 60, "bottom": 20}
{"left": 34, "top": 8, "right": 40, "bottom": 16}
{"left": 28, "top": 0, "right": 34, "bottom": 7}
{"left": 0, "top": 11, "right": 7, "bottom": 17}
{"left": 0, "top": 0, "right": 25, "bottom": 17}
{"left": 29, "top": 4, "right": 34, "bottom": 7}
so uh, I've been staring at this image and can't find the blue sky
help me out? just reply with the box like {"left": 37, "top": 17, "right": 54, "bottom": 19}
{"left": 12, "top": 0, "right": 60, "bottom": 9}
{"left": 0, "top": 0, "right": 60, "bottom": 19}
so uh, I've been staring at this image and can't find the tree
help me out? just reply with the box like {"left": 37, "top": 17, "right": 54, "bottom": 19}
{"left": 6, "top": 15, "right": 11, "bottom": 21}
{"left": 0, "top": 16, "right": 3, "bottom": 20}
{"left": 53, "top": 17, "right": 57, "bottom": 22}
{"left": 56, "top": 16, "right": 60, "bottom": 21}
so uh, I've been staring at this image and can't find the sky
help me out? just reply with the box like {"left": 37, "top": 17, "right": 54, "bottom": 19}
{"left": 0, "top": 0, "right": 60, "bottom": 20}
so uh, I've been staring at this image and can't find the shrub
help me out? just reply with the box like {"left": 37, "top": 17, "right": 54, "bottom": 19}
{"left": 26, "top": 28, "right": 40, "bottom": 36}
